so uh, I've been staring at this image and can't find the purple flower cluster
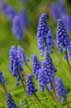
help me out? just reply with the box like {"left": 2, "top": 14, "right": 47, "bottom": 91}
{"left": 12, "top": 15, "right": 24, "bottom": 40}
{"left": 50, "top": 0, "right": 71, "bottom": 32}
{"left": 19, "top": 9, "right": 29, "bottom": 28}
{"left": 12, "top": 9, "right": 30, "bottom": 40}
{"left": 55, "top": 78, "right": 68, "bottom": 103}
{"left": 50, "top": 3, "right": 61, "bottom": 20}
{"left": 17, "top": 45, "right": 29, "bottom": 65}
{"left": 61, "top": 14, "right": 71, "bottom": 32}
{"left": 68, "top": 42, "right": 71, "bottom": 61}
{"left": 1, "top": 1, "right": 30, "bottom": 40}
{"left": 46, "top": 52, "right": 57, "bottom": 73}
{"left": 38, "top": 53, "right": 56, "bottom": 92}
{"left": 1, "top": 2, "right": 16, "bottom": 21}
{"left": 0, "top": 71, "right": 6, "bottom": 84}
{"left": 37, "top": 13, "right": 54, "bottom": 56}
{"left": 9, "top": 46, "right": 24, "bottom": 84}
{"left": 56, "top": 19, "right": 70, "bottom": 53}
{"left": 45, "top": 30, "right": 54, "bottom": 53}
{"left": 50, "top": 0, "right": 65, "bottom": 20}
{"left": 26, "top": 74, "right": 37, "bottom": 96}
{"left": 32, "top": 54, "right": 41, "bottom": 79}
{"left": 6, "top": 93, "right": 18, "bottom": 108}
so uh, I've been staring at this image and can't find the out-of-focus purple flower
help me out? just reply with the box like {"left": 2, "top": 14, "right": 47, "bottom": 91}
{"left": 57, "top": 0, "right": 65, "bottom": 13}
{"left": 9, "top": 46, "right": 24, "bottom": 85}
{"left": 6, "top": 93, "right": 18, "bottom": 108}
{"left": 38, "top": 57, "right": 56, "bottom": 92}
{"left": 17, "top": 45, "right": 29, "bottom": 65}
{"left": 37, "top": 13, "right": 54, "bottom": 56}
{"left": 19, "top": 9, "right": 29, "bottom": 28}
{"left": 12, "top": 15, "right": 24, "bottom": 40}
{"left": 0, "top": 71, "right": 6, "bottom": 84}
{"left": 1, "top": 2, "right": 16, "bottom": 21}
{"left": 61, "top": 14, "right": 71, "bottom": 32}
{"left": 26, "top": 74, "right": 37, "bottom": 96}
{"left": 50, "top": 3, "right": 61, "bottom": 20}
{"left": 67, "top": 42, "right": 71, "bottom": 61}
{"left": 56, "top": 19, "right": 70, "bottom": 54}
{"left": 55, "top": 78, "right": 68, "bottom": 103}
{"left": 32, "top": 54, "right": 41, "bottom": 79}
{"left": 50, "top": 1, "right": 66, "bottom": 21}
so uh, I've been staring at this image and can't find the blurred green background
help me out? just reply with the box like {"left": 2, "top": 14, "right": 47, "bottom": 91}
{"left": 0, "top": 0, "right": 71, "bottom": 107}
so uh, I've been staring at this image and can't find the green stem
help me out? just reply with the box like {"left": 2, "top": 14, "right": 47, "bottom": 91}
{"left": 46, "top": 87, "right": 55, "bottom": 102}
{"left": 33, "top": 93, "right": 44, "bottom": 108}
{"left": 0, "top": 79, "right": 7, "bottom": 93}
{"left": 17, "top": 69, "right": 26, "bottom": 92}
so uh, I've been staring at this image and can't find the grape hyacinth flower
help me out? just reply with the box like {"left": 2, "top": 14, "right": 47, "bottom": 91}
{"left": 26, "top": 74, "right": 37, "bottom": 96}
{"left": 0, "top": 71, "right": 7, "bottom": 93}
{"left": 68, "top": 42, "right": 71, "bottom": 61}
{"left": 6, "top": 93, "right": 18, "bottom": 108}
{"left": 55, "top": 78, "right": 68, "bottom": 103}
{"left": 0, "top": 71, "right": 6, "bottom": 84}
{"left": 56, "top": 19, "right": 70, "bottom": 54}
{"left": 17, "top": 45, "right": 29, "bottom": 66}
{"left": 46, "top": 52, "right": 57, "bottom": 73}
{"left": 9, "top": 46, "right": 24, "bottom": 85}
{"left": 45, "top": 30, "right": 54, "bottom": 53}
{"left": 32, "top": 54, "right": 41, "bottom": 79}
{"left": 38, "top": 57, "right": 56, "bottom": 92}
{"left": 61, "top": 14, "right": 71, "bottom": 32}
{"left": 50, "top": 0, "right": 66, "bottom": 21}
{"left": 50, "top": 3, "right": 61, "bottom": 20}
{"left": 57, "top": 20, "right": 71, "bottom": 76}
{"left": 12, "top": 15, "right": 24, "bottom": 40}
{"left": 19, "top": 9, "right": 29, "bottom": 28}
{"left": 38, "top": 67, "right": 49, "bottom": 92}
{"left": 37, "top": 13, "right": 54, "bottom": 56}
{"left": 1, "top": 2, "right": 16, "bottom": 21}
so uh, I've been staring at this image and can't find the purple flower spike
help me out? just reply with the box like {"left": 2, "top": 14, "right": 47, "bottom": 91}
{"left": 19, "top": 9, "right": 29, "bottom": 28}
{"left": 26, "top": 74, "right": 37, "bottom": 96}
{"left": 6, "top": 93, "right": 18, "bottom": 108}
{"left": 45, "top": 30, "right": 54, "bottom": 53}
{"left": 38, "top": 56, "right": 56, "bottom": 92}
{"left": 1, "top": 2, "right": 16, "bottom": 21}
{"left": 0, "top": 71, "right": 6, "bottom": 84}
{"left": 12, "top": 15, "right": 24, "bottom": 40}
{"left": 55, "top": 78, "right": 68, "bottom": 103}
{"left": 56, "top": 19, "right": 70, "bottom": 53}
{"left": 38, "top": 68, "right": 50, "bottom": 92}
{"left": 9, "top": 46, "right": 24, "bottom": 85}
{"left": 68, "top": 42, "right": 71, "bottom": 61}
{"left": 50, "top": 0, "right": 66, "bottom": 21}
{"left": 32, "top": 54, "right": 41, "bottom": 79}
{"left": 50, "top": 3, "right": 61, "bottom": 20}
{"left": 61, "top": 14, "right": 71, "bottom": 32}
{"left": 37, "top": 13, "right": 49, "bottom": 56}
{"left": 37, "top": 13, "right": 54, "bottom": 56}
{"left": 17, "top": 45, "right": 29, "bottom": 66}
{"left": 46, "top": 52, "right": 57, "bottom": 73}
